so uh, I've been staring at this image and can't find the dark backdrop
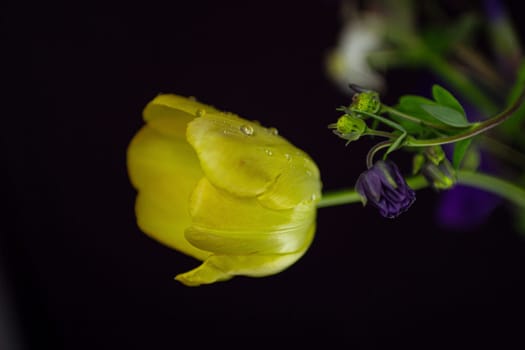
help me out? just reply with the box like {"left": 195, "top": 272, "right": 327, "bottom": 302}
{"left": 2, "top": 1, "right": 525, "bottom": 348}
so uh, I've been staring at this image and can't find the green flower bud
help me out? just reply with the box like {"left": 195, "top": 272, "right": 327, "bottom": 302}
{"left": 329, "top": 114, "right": 367, "bottom": 143}
{"left": 350, "top": 91, "right": 381, "bottom": 114}
{"left": 424, "top": 146, "right": 446, "bottom": 166}
{"left": 416, "top": 147, "right": 456, "bottom": 190}
{"left": 412, "top": 153, "right": 425, "bottom": 175}
{"left": 422, "top": 160, "right": 456, "bottom": 190}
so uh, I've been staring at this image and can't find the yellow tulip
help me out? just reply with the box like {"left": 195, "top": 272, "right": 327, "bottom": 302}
{"left": 127, "top": 94, "right": 322, "bottom": 286}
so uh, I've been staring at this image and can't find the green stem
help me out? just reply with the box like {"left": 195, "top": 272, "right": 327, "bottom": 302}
{"left": 317, "top": 175, "right": 428, "bottom": 208}
{"left": 366, "top": 141, "right": 392, "bottom": 168}
{"left": 351, "top": 109, "right": 406, "bottom": 133}
{"left": 453, "top": 44, "right": 507, "bottom": 94}
{"left": 364, "top": 129, "right": 395, "bottom": 139}
{"left": 477, "top": 135, "right": 525, "bottom": 169}
{"left": 316, "top": 189, "right": 362, "bottom": 208}
{"left": 381, "top": 105, "right": 452, "bottom": 131}
{"left": 456, "top": 171, "right": 525, "bottom": 208}
{"left": 317, "top": 171, "right": 525, "bottom": 209}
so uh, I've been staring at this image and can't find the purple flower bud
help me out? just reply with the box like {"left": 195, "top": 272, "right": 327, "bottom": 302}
{"left": 355, "top": 160, "right": 416, "bottom": 218}
{"left": 436, "top": 149, "right": 501, "bottom": 231}
{"left": 484, "top": 0, "right": 506, "bottom": 22}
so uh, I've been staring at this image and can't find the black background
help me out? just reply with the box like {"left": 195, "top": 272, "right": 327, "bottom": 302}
{"left": 2, "top": 0, "right": 525, "bottom": 348}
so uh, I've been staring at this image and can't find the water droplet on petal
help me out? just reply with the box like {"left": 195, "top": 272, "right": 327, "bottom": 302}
{"left": 306, "top": 170, "right": 313, "bottom": 177}
{"left": 265, "top": 149, "right": 273, "bottom": 156}
{"left": 240, "top": 125, "right": 254, "bottom": 136}
{"left": 284, "top": 153, "right": 292, "bottom": 161}
{"left": 268, "top": 127, "right": 279, "bottom": 136}
{"left": 310, "top": 193, "right": 317, "bottom": 201}
{"left": 196, "top": 109, "right": 206, "bottom": 117}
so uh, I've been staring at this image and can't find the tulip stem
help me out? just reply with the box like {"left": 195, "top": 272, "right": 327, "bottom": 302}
{"left": 317, "top": 171, "right": 525, "bottom": 210}
{"left": 316, "top": 189, "right": 362, "bottom": 208}
{"left": 317, "top": 175, "right": 428, "bottom": 208}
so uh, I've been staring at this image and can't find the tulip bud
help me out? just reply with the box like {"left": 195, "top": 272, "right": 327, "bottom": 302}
{"left": 127, "top": 94, "right": 322, "bottom": 286}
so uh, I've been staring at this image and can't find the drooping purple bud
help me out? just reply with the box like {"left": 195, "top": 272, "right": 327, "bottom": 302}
{"left": 355, "top": 160, "right": 416, "bottom": 218}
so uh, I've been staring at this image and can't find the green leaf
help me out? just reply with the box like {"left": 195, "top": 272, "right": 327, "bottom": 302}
{"left": 384, "top": 133, "right": 407, "bottom": 158}
{"left": 452, "top": 138, "right": 472, "bottom": 169}
{"left": 394, "top": 95, "right": 447, "bottom": 133}
{"left": 420, "top": 104, "right": 470, "bottom": 127}
{"left": 399, "top": 95, "right": 435, "bottom": 112}
{"left": 432, "top": 85, "right": 466, "bottom": 116}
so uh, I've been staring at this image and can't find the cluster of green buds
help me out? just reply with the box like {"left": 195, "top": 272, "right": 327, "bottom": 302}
{"left": 328, "top": 90, "right": 382, "bottom": 144}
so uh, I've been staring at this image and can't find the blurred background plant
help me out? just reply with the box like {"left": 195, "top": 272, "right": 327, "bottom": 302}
{"left": 325, "top": 0, "right": 525, "bottom": 234}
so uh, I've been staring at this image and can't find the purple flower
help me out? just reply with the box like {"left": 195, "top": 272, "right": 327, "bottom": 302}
{"left": 436, "top": 184, "right": 501, "bottom": 231}
{"left": 355, "top": 160, "right": 416, "bottom": 218}
{"left": 436, "top": 150, "right": 501, "bottom": 231}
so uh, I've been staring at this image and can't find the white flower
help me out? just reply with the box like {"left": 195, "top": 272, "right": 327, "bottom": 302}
{"left": 326, "top": 12, "right": 386, "bottom": 92}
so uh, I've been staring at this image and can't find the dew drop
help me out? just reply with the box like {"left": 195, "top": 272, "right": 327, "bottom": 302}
{"left": 310, "top": 193, "right": 317, "bottom": 201}
{"left": 240, "top": 125, "right": 254, "bottom": 136}
{"left": 268, "top": 127, "right": 279, "bottom": 136}
{"left": 196, "top": 109, "right": 206, "bottom": 117}
{"left": 284, "top": 153, "right": 292, "bottom": 161}
{"left": 265, "top": 149, "right": 273, "bottom": 156}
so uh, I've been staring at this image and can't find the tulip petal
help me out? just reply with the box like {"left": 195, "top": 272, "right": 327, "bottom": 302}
{"left": 175, "top": 223, "right": 315, "bottom": 286}
{"left": 143, "top": 94, "right": 219, "bottom": 139}
{"left": 186, "top": 178, "right": 316, "bottom": 255}
{"left": 257, "top": 162, "right": 321, "bottom": 210}
{"left": 127, "top": 125, "right": 210, "bottom": 260}
{"left": 187, "top": 108, "right": 321, "bottom": 208}
{"left": 128, "top": 94, "right": 323, "bottom": 286}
